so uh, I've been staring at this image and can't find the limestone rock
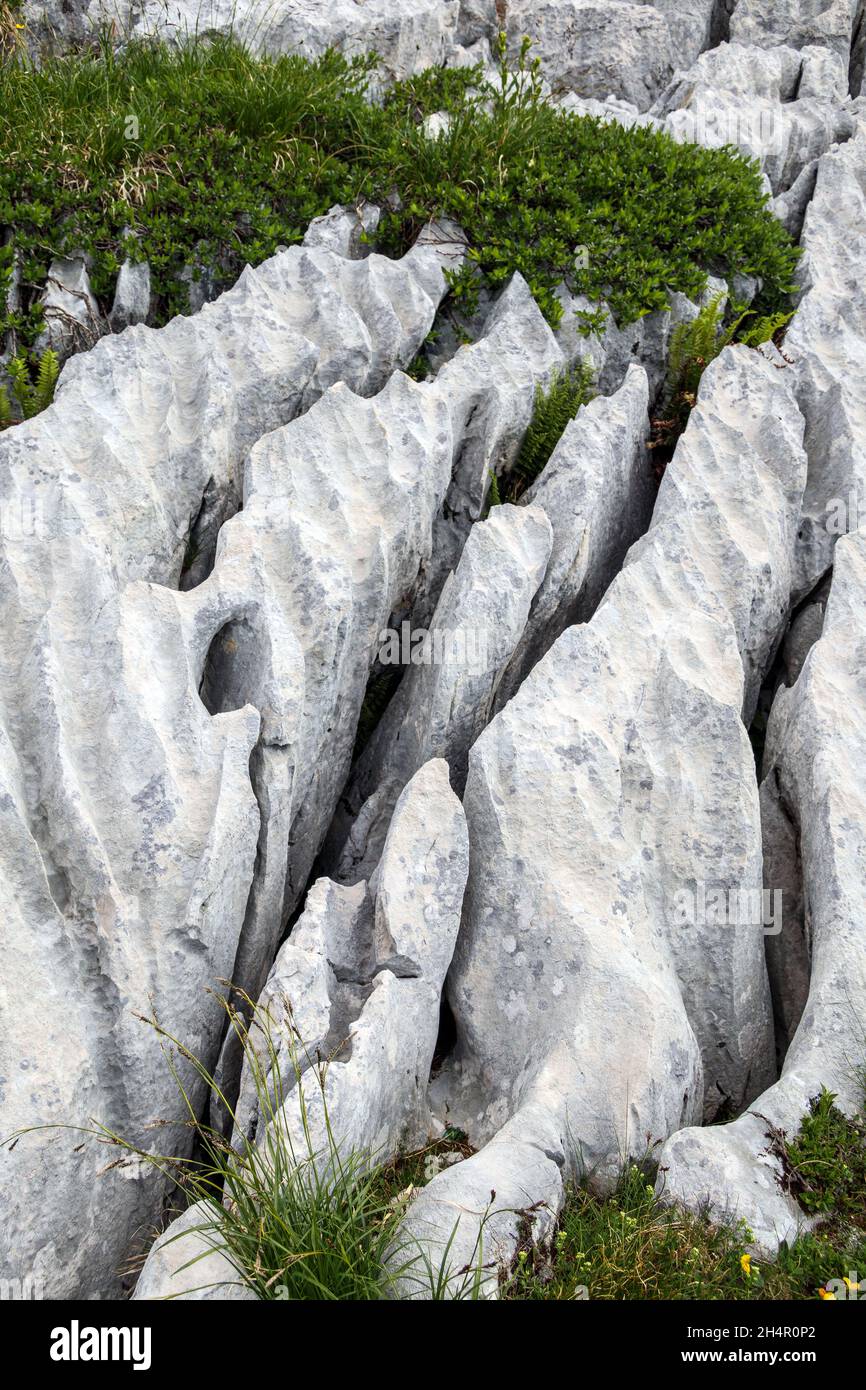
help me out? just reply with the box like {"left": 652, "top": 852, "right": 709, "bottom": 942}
{"left": 654, "top": 44, "right": 855, "bottom": 194}
{"left": 302, "top": 202, "right": 381, "bottom": 259}
{"left": 786, "top": 133, "right": 866, "bottom": 595}
{"left": 132, "top": 1203, "right": 257, "bottom": 1301}
{"left": 397, "top": 347, "right": 805, "bottom": 1291}
{"left": 35, "top": 253, "right": 106, "bottom": 361}
{"left": 109, "top": 256, "right": 151, "bottom": 333}
{"left": 323, "top": 504, "right": 553, "bottom": 884}
{"left": 731, "top": 0, "right": 864, "bottom": 65}
{"left": 0, "top": 229, "right": 461, "bottom": 1300}
{"left": 232, "top": 761, "right": 469, "bottom": 1179}
{"left": 95, "top": 0, "right": 460, "bottom": 80}
{"left": 412, "top": 273, "right": 564, "bottom": 628}
{"left": 658, "top": 529, "right": 866, "bottom": 1253}
{"left": 506, "top": 0, "right": 677, "bottom": 110}
{"left": 494, "top": 363, "right": 653, "bottom": 709}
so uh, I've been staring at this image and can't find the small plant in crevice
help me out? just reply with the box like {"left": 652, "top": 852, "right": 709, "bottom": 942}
{"left": 649, "top": 296, "right": 793, "bottom": 473}
{"left": 768, "top": 1086, "right": 866, "bottom": 1227}
{"left": 501, "top": 359, "right": 596, "bottom": 503}
{"left": 353, "top": 664, "right": 404, "bottom": 759}
{"left": 35, "top": 997, "right": 489, "bottom": 1300}
{"left": 0, "top": 348, "right": 59, "bottom": 427}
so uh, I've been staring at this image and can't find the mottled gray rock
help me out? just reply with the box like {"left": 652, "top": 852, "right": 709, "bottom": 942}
{"left": 771, "top": 158, "right": 821, "bottom": 238}
{"left": 302, "top": 202, "right": 381, "bottom": 259}
{"left": 413, "top": 273, "right": 563, "bottom": 628}
{"left": 731, "top": 0, "right": 864, "bottom": 65}
{"left": 132, "top": 1203, "right": 257, "bottom": 1301}
{"left": 35, "top": 252, "right": 106, "bottom": 361}
{"left": 786, "top": 132, "right": 866, "bottom": 595}
{"left": 109, "top": 255, "right": 151, "bottom": 333}
{"left": 89, "top": 0, "right": 460, "bottom": 79}
{"left": 323, "top": 504, "right": 553, "bottom": 883}
{"left": 397, "top": 347, "right": 805, "bottom": 1291}
{"left": 779, "top": 575, "right": 831, "bottom": 687}
{"left": 555, "top": 92, "right": 664, "bottom": 129}
{"left": 659, "top": 529, "right": 866, "bottom": 1253}
{"left": 233, "top": 761, "right": 469, "bottom": 1179}
{"left": 494, "top": 364, "right": 653, "bottom": 709}
{"left": 647, "top": 0, "right": 718, "bottom": 65}
{"left": 506, "top": 0, "right": 676, "bottom": 110}
{"left": 654, "top": 43, "right": 854, "bottom": 194}
{"left": 0, "top": 229, "right": 462, "bottom": 1301}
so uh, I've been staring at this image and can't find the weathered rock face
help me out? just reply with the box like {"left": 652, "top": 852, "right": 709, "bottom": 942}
{"left": 786, "top": 132, "right": 866, "bottom": 596}
{"left": 653, "top": 43, "right": 854, "bottom": 194}
{"left": 412, "top": 273, "right": 564, "bottom": 629}
{"left": 396, "top": 346, "right": 806, "bottom": 1290}
{"left": 36, "top": 252, "right": 107, "bottom": 361}
{"left": 234, "top": 760, "right": 469, "bottom": 1178}
{"left": 323, "top": 504, "right": 553, "bottom": 885}
{"left": 494, "top": 363, "right": 653, "bottom": 710}
{"left": 0, "top": 230, "right": 462, "bottom": 1300}
{"left": 731, "top": 0, "right": 865, "bottom": 67}
{"left": 506, "top": 0, "right": 678, "bottom": 109}
{"left": 658, "top": 528, "right": 866, "bottom": 1254}
{"left": 74, "top": 0, "right": 461, "bottom": 79}
{"left": 132, "top": 1203, "right": 258, "bottom": 1302}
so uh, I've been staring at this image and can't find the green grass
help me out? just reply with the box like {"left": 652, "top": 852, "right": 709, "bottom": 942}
{"left": 502, "top": 1161, "right": 866, "bottom": 1301}
{"left": 86, "top": 1000, "right": 484, "bottom": 1301}
{"left": 0, "top": 31, "right": 798, "bottom": 353}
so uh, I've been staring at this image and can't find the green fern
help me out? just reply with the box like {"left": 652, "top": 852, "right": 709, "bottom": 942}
{"left": 666, "top": 293, "right": 729, "bottom": 406}
{"left": 507, "top": 361, "right": 595, "bottom": 501}
{"left": 486, "top": 469, "right": 502, "bottom": 510}
{"left": 31, "top": 348, "right": 59, "bottom": 415}
{"left": 0, "top": 349, "right": 60, "bottom": 426}
{"left": 655, "top": 298, "right": 793, "bottom": 465}
{"left": 737, "top": 310, "right": 792, "bottom": 349}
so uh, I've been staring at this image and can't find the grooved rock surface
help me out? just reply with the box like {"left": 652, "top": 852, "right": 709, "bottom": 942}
{"left": 507, "top": 0, "right": 678, "bottom": 109}
{"left": 494, "top": 363, "right": 653, "bottom": 710}
{"left": 731, "top": 0, "right": 865, "bottom": 65}
{"left": 786, "top": 131, "right": 866, "bottom": 596}
{"left": 658, "top": 529, "right": 866, "bottom": 1254}
{"left": 132, "top": 1202, "right": 258, "bottom": 1301}
{"left": 233, "top": 760, "right": 469, "bottom": 1177}
{"left": 397, "top": 347, "right": 807, "bottom": 1289}
{"left": 653, "top": 43, "right": 855, "bottom": 194}
{"left": 323, "top": 503, "right": 553, "bottom": 884}
{"left": 0, "top": 231, "right": 461, "bottom": 1300}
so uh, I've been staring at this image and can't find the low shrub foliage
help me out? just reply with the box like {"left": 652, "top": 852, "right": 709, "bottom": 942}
{"left": 0, "top": 30, "right": 798, "bottom": 349}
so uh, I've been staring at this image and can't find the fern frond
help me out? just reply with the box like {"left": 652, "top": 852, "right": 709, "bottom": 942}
{"left": 0, "top": 383, "right": 12, "bottom": 429}
{"left": 30, "top": 348, "right": 59, "bottom": 416}
{"left": 7, "top": 354, "right": 30, "bottom": 412}
{"left": 509, "top": 360, "right": 595, "bottom": 499}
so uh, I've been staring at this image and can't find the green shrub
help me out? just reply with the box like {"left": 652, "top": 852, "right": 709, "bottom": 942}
{"left": 779, "top": 1087, "right": 866, "bottom": 1223}
{"left": 0, "top": 33, "right": 798, "bottom": 350}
